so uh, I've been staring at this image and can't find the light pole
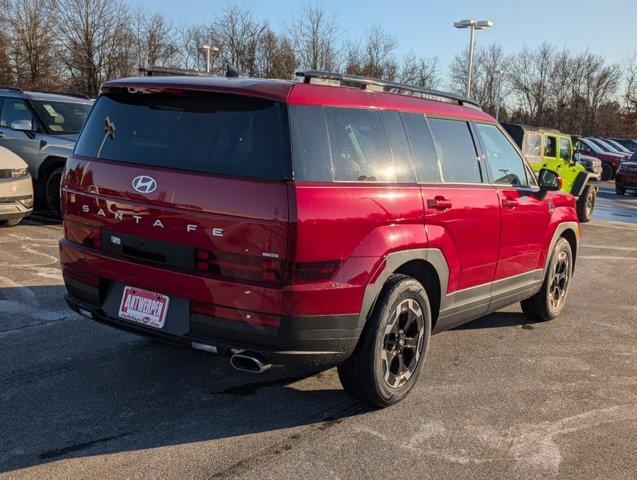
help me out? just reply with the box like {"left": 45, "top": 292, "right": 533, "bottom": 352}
{"left": 453, "top": 19, "right": 493, "bottom": 98}
{"left": 200, "top": 44, "right": 219, "bottom": 74}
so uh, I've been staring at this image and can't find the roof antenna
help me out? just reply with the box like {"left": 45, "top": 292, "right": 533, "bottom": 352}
{"left": 226, "top": 65, "right": 243, "bottom": 78}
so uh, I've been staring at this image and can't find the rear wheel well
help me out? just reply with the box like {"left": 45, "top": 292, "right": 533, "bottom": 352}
{"left": 38, "top": 156, "right": 66, "bottom": 183}
{"left": 560, "top": 229, "right": 577, "bottom": 267}
{"left": 393, "top": 260, "right": 441, "bottom": 328}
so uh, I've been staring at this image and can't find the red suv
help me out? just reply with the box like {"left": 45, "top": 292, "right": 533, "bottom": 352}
{"left": 60, "top": 71, "right": 579, "bottom": 406}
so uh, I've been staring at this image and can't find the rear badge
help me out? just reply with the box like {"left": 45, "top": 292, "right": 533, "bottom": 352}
{"left": 110, "top": 235, "right": 122, "bottom": 245}
{"left": 132, "top": 175, "right": 157, "bottom": 194}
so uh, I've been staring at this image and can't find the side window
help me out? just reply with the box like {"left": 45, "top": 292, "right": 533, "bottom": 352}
{"left": 382, "top": 110, "right": 415, "bottom": 183}
{"left": 0, "top": 98, "right": 34, "bottom": 128}
{"left": 559, "top": 137, "right": 571, "bottom": 160}
{"left": 401, "top": 112, "right": 441, "bottom": 183}
{"left": 324, "top": 107, "right": 395, "bottom": 182}
{"left": 475, "top": 123, "right": 529, "bottom": 187}
{"left": 289, "top": 105, "right": 333, "bottom": 182}
{"left": 523, "top": 132, "right": 542, "bottom": 163}
{"left": 427, "top": 118, "right": 482, "bottom": 183}
{"left": 544, "top": 136, "right": 557, "bottom": 157}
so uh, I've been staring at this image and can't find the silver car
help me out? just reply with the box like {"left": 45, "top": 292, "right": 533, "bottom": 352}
{"left": 0, "top": 146, "right": 33, "bottom": 226}
{"left": 0, "top": 88, "right": 92, "bottom": 215}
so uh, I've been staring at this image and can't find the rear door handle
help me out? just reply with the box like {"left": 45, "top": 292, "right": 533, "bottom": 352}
{"left": 427, "top": 196, "right": 453, "bottom": 211}
{"left": 501, "top": 198, "right": 519, "bottom": 209}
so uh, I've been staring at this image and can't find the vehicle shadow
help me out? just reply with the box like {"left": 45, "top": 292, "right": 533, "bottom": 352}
{"left": 454, "top": 311, "right": 542, "bottom": 330}
{"left": 0, "top": 284, "right": 370, "bottom": 474}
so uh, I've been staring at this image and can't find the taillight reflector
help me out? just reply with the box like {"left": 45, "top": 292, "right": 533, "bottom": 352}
{"left": 190, "top": 301, "right": 279, "bottom": 327}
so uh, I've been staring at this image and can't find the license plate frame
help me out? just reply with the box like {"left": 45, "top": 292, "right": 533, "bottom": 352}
{"left": 118, "top": 286, "right": 170, "bottom": 329}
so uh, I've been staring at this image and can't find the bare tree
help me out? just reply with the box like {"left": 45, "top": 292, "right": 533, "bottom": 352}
{"left": 256, "top": 29, "right": 296, "bottom": 78}
{"left": 56, "top": 0, "right": 134, "bottom": 97}
{"left": 0, "top": 28, "right": 13, "bottom": 85}
{"left": 1, "top": 0, "right": 60, "bottom": 90}
{"left": 286, "top": 2, "right": 341, "bottom": 71}
{"left": 214, "top": 5, "right": 268, "bottom": 76}
{"left": 508, "top": 43, "right": 555, "bottom": 125}
{"left": 623, "top": 52, "right": 637, "bottom": 109}
{"left": 132, "top": 9, "right": 179, "bottom": 69}
{"left": 346, "top": 24, "right": 398, "bottom": 81}
{"left": 400, "top": 53, "right": 440, "bottom": 89}
{"left": 178, "top": 23, "right": 219, "bottom": 72}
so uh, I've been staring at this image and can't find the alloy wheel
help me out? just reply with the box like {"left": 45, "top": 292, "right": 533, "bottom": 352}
{"left": 549, "top": 251, "right": 570, "bottom": 311}
{"left": 381, "top": 298, "right": 425, "bottom": 389}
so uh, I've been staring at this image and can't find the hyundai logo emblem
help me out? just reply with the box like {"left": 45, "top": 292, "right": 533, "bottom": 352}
{"left": 132, "top": 175, "right": 157, "bottom": 194}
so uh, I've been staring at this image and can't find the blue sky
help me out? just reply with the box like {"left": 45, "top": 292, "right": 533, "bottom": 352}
{"left": 131, "top": 0, "right": 636, "bottom": 73}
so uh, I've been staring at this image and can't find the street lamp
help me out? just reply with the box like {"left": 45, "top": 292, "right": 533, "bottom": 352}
{"left": 454, "top": 19, "right": 493, "bottom": 98}
{"left": 200, "top": 44, "right": 219, "bottom": 74}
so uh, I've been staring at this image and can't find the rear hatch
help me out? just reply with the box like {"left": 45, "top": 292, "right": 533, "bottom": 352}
{"left": 62, "top": 87, "right": 291, "bottom": 315}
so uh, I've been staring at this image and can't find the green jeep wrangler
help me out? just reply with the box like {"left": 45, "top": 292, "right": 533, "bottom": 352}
{"left": 502, "top": 123, "right": 598, "bottom": 222}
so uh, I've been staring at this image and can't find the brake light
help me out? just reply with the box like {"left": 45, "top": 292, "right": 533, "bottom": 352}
{"left": 194, "top": 249, "right": 284, "bottom": 286}
{"left": 64, "top": 220, "right": 101, "bottom": 249}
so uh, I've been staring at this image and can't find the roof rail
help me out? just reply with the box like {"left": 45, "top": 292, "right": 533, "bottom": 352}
{"left": 139, "top": 66, "right": 212, "bottom": 77}
{"left": 0, "top": 86, "right": 24, "bottom": 93}
{"left": 295, "top": 70, "right": 481, "bottom": 109}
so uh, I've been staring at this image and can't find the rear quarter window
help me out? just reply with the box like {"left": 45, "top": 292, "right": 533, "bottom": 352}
{"left": 74, "top": 92, "right": 291, "bottom": 180}
{"left": 427, "top": 118, "right": 482, "bottom": 183}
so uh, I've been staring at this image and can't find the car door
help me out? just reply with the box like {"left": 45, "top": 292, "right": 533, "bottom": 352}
{"left": 401, "top": 113, "right": 500, "bottom": 321}
{"left": 0, "top": 97, "right": 42, "bottom": 175}
{"left": 473, "top": 122, "right": 550, "bottom": 300}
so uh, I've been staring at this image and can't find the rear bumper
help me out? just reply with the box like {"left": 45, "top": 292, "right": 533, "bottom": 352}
{"left": 63, "top": 274, "right": 361, "bottom": 368}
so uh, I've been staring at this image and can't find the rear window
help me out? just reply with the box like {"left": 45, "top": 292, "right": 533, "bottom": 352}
{"left": 74, "top": 92, "right": 290, "bottom": 180}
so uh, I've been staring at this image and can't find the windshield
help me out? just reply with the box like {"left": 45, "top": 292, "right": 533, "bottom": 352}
{"left": 590, "top": 138, "right": 620, "bottom": 153}
{"left": 581, "top": 138, "right": 603, "bottom": 154}
{"left": 31, "top": 100, "right": 92, "bottom": 135}
{"left": 606, "top": 139, "right": 630, "bottom": 153}
{"left": 74, "top": 92, "right": 290, "bottom": 180}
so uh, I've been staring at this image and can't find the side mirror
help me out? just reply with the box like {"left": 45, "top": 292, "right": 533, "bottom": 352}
{"left": 11, "top": 119, "right": 32, "bottom": 132}
{"left": 538, "top": 168, "right": 562, "bottom": 192}
{"left": 573, "top": 152, "right": 581, "bottom": 162}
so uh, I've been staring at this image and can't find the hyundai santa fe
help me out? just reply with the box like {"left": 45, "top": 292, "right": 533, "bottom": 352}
{"left": 60, "top": 71, "right": 579, "bottom": 407}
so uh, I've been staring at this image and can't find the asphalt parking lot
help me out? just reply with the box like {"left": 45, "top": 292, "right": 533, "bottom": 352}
{"left": 0, "top": 182, "right": 635, "bottom": 480}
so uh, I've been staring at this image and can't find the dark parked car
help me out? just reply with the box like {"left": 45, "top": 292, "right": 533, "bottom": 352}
{"left": 574, "top": 137, "right": 624, "bottom": 180}
{"left": 615, "top": 152, "right": 637, "bottom": 195}
{"left": 609, "top": 138, "right": 637, "bottom": 152}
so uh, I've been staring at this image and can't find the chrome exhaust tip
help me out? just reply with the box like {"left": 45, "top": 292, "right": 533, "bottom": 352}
{"left": 230, "top": 352, "right": 271, "bottom": 373}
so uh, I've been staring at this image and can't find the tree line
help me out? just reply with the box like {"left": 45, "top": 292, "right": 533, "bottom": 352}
{"left": 1, "top": 0, "right": 635, "bottom": 137}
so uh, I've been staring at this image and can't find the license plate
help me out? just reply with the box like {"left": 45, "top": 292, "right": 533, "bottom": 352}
{"left": 118, "top": 286, "right": 170, "bottom": 329}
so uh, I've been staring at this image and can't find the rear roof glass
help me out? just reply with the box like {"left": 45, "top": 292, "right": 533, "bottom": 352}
{"left": 74, "top": 92, "right": 291, "bottom": 180}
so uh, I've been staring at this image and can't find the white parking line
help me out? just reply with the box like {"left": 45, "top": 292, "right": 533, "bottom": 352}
{"left": 578, "top": 255, "right": 637, "bottom": 260}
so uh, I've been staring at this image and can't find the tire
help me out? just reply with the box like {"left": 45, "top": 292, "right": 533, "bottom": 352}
{"left": 337, "top": 274, "right": 432, "bottom": 407}
{"left": 521, "top": 237, "right": 573, "bottom": 322}
{"left": 615, "top": 184, "right": 625, "bottom": 195}
{"left": 44, "top": 166, "right": 64, "bottom": 217}
{"left": 601, "top": 164, "right": 613, "bottom": 181}
{"left": 576, "top": 184, "right": 595, "bottom": 223}
{"left": 0, "top": 218, "right": 22, "bottom": 227}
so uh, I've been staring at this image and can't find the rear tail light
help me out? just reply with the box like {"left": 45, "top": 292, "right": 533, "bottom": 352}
{"left": 64, "top": 220, "right": 101, "bottom": 249}
{"left": 288, "top": 261, "right": 341, "bottom": 283}
{"left": 194, "top": 249, "right": 284, "bottom": 286}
